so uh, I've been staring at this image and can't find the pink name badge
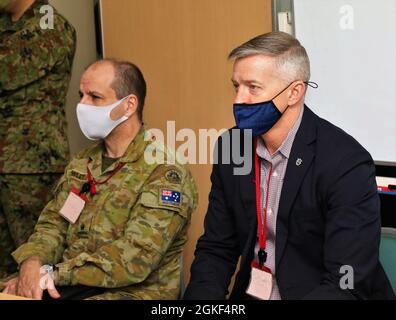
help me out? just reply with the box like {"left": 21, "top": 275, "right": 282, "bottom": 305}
{"left": 246, "top": 267, "right": 273, "bottom": 300}
{"left": 59, "top": 189, "right": 85, "bottom": 224}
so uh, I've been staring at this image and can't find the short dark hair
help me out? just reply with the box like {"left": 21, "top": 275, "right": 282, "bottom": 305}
{"left": 89, "top": 58, "right": 147, "bottom": 122}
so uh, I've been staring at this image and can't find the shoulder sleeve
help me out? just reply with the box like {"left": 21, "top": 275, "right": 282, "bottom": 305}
{"left": 0, "top": 10, "right": 76, "bottom": 93}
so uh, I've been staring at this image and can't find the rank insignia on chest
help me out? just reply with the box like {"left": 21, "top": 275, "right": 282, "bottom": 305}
{"left": 161, "top": 189, "right": 181, "bottom": 206}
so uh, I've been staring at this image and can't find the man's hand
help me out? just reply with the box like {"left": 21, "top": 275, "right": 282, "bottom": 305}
{"left": 17, "top": 257, "right": 43, "bottom": 299}
{"left": 3, "top": 277, "right": 19, "bottom": 296}
{"left": 42, "top": 269, "right": 60, "bottom": 299}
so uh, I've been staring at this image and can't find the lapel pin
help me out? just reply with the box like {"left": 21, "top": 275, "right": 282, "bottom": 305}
{"left": 296, "top": 158, "right": 303, "bottom": 166}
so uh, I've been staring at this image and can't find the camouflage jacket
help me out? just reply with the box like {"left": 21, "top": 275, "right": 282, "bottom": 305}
{"left": 0, "top": 0, "right": 76, "bottom": 174}
{"left": 12, "top": 128, "right": 199, "bottom": 300}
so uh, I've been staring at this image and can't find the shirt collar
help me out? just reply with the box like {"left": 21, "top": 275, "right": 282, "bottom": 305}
{"left": 256, "top": 106, "right": 304, "bottom": 160}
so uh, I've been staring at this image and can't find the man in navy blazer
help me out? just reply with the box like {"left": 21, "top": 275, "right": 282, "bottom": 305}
{"left": 184, "top": 32, "right": 394, "bottom": 300}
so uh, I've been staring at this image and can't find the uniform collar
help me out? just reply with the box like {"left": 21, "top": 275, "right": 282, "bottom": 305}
{"left": 86, "top": 126, "right": 150, "bottom": 177}
{"left": 119, "top": 125, "right": 151, "bottom": 163}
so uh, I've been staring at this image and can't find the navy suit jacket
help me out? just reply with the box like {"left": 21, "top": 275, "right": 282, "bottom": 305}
{"left": 184, "top": 106, "right": 394, "bottom": 300}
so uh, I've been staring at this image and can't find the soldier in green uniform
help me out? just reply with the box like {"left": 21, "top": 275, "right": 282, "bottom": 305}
{"left": 0, "top": 0, "right": 76, "bottom": 277}
{"left": 1, "top": 59, "right": 198, "bottom": 300}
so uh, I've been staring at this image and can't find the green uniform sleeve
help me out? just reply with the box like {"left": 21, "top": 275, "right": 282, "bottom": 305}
{"left": 56, "top": 170, "right": 197, "bottom": 288}
{"left": 0, "top": 12, "right": 76, "bottom": 94}
{"left": 11, "top": 173, "right": 70, "bottom": 265}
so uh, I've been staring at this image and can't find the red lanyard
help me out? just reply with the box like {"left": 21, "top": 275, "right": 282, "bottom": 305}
{"left": 86, "top": 159, "right": 125, "bottom": 196}
{"left": 254, "top": 138, "right": 273, "bottom": 270}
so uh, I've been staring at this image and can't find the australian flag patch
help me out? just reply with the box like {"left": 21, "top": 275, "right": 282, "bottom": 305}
{"left": 161, "top": 189, "right": 181, "bottom": 206}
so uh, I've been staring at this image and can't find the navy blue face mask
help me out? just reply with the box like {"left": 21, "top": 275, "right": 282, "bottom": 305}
{"left": 233, "top": 81, "right": 317, "bottom": 137}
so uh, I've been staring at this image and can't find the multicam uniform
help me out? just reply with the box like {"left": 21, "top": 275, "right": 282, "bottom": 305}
{"left": 0, "top": 0, "right": 76, "bottom": 276}
{"left": 11, "top": 128, "right": 198, "bottom": 300}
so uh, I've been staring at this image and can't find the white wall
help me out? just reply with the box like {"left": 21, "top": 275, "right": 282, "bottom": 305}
{"left": 294, "top": 0, "right": 396, "bottom": 164}
{"left": 50, "top": 0, "right": 98, "bottom": 155}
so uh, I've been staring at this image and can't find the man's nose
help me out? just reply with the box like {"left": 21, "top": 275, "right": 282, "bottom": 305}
{"left": 79, "top": 96, "right": 91, "bottom": 105}
{"left": 234, "top": 87, "right": 250, "bottom": 104}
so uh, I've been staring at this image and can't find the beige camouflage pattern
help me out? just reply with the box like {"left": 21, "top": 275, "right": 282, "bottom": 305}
{"left": 0, "top": 0, "right": 76, "bottom": 173}
{"left": 12, "top": 128, "right": 199, "bottom": 300}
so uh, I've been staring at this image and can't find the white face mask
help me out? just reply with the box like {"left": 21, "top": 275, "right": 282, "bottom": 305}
{"left": 76, "top": 96, "right": 130, "bottom": 141}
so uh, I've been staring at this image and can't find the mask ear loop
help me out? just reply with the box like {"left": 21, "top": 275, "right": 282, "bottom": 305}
{"left": 304, "top": 81, "right": 319, "bottom": 89}
{"left": 109, "top": 95, "right": 133, "bottom": 122}
{"left": 277, "top": 81, "right": 318, "bottom": 115}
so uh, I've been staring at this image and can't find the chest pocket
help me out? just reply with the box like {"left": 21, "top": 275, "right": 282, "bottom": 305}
{"left": 63, "top": 169, "right": 90, "bottom": 241}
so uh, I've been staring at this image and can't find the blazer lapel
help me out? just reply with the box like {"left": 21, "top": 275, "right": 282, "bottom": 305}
{"left": 275, "top": 106, "right": 317, "bottom": 269}
{"left": 238, "top": 139, "right": 259, "bottom": 264}
{"left": 232, "top": 168, "right": 257, "bottom": 298}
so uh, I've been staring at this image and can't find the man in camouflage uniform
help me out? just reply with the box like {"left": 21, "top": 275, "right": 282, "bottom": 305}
{"left": 1, "top": 59, "right": 198, "bottom": 300}
{"left": 0, "top": 0, "right": 76, "bottom": 277}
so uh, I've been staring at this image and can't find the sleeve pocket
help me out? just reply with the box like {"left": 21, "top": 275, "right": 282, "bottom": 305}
{"left": 140, "top": 190, "right": 187, "bottom": 219}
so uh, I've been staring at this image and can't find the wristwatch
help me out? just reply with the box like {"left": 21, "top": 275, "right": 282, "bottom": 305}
{"left": 41, "top": 264, "right": 57, "bottom": 280}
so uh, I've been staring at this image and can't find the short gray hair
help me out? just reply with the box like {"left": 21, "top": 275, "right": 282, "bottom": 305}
{"left": 228, "top": 32, "right": 310, "bottom": 83}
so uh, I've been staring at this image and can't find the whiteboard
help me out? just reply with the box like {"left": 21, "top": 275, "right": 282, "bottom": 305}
{"left": 293, "top": 0, "right": 396, "bottom": 164}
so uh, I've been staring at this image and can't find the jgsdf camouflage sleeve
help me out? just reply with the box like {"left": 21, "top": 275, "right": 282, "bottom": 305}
{"left": 0, "top": 10, "right": 75, "bottom": 94}
{"left": 0, "top": 1, "right": 75, "bottom": 174}
{"left": 11, "top": 170, "right": 70, "bottom": 265}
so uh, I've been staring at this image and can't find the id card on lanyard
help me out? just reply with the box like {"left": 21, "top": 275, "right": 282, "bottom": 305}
{"left": 59, "top": 159, "right": 125, "bottom": 224}
{"left": 246, "top": 138, "right": 274, "bottom": 300}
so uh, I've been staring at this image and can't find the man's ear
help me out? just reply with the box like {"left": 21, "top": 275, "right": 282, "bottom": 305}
{"left": 125, "top": 95, "right": 138, "bottom": 117}
{"left": 287, "top": 81, "right": 306, "bottom": 106}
